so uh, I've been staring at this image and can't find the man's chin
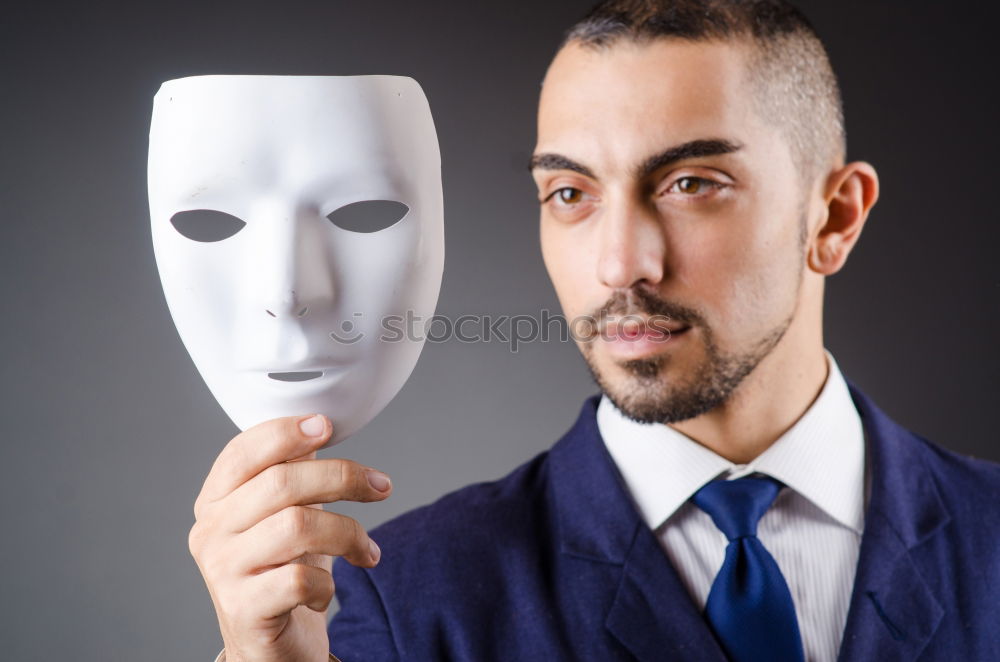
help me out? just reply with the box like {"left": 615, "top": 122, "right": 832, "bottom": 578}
{"left": 593, "top": 344, "right": 675, "bottom": 388}
{"left": 585, "top": 353, "right": 727, "bottom": 425}
{"left": 585, "top": 355, "right": 666, "bottom": 423}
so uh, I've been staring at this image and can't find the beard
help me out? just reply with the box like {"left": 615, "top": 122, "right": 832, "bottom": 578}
{"left": 584, "top": 315, "right": 792, "bottom": 424}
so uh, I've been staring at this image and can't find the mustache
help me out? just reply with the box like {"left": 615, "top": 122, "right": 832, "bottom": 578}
{"left": 582, "top": 288, "right": 700, "bottom": 337}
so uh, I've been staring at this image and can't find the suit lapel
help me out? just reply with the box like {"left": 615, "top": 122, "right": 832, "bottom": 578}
{"left": 837, "top": 381, "right": 948, "bottom": 661}
{"left": 548, "top": 396, "right": 726, "bottom": 661}
{"left": 604, "top": 521, "right": 728, "bottom": 661}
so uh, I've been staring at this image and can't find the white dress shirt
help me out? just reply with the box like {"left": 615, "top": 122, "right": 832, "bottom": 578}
{"left": 598, "top": 348, "right": 868, "bottom": 662}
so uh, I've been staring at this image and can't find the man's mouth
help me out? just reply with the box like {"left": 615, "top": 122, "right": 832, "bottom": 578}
{"left": 598, "top": 322, "right": 692, "bottom": 361}
{"left": 601, "top": 318, "right": 690, "bottom": 340}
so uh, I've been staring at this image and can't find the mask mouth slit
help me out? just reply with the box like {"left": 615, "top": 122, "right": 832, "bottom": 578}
{"left": 268, "top": 371, "right": 323, "bottom": 382}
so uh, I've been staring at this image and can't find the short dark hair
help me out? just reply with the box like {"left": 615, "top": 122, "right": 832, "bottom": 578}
{"left": 562, "top": 0, "right": 846, "bottom": 181}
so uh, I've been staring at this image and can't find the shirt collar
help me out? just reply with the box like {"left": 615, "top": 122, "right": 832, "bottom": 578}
{"left": 598, "top": 349, "right": 866, "bottom": 535}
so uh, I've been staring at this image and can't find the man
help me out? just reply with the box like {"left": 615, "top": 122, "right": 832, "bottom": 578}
{"left": 188, "top": 1, "right": 1000, "bottom": 660}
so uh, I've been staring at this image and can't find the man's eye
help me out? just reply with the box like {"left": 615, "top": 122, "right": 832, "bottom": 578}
{"left": 669, "top": 177, "right": 716, "bottom": 195}
{"left": 548, "top": 187, "right": 585, "bottom": 205}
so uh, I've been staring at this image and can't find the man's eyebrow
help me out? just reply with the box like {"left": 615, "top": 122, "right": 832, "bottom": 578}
{"left": 528, "top": 153, "right": 596, "bottom": 179}
{"left": 636, "top": 138, "right": 743, "bottom": 179}
{"left": 528, "top": 139, "right": 742, "bottom": 181}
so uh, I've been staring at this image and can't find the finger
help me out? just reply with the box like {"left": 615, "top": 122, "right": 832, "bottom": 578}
{"left": 215, "top": 458, "right": 391, "bottom": 533}
{"left": 287, "top": 449, "right": 318, "bottom": 464}
{"left": 195, "top": 414, "right": 331, "bottom": 516}
{"left": 241, "top": 562, "right": 337, "bottom": 619}
{"left": 225, "top": 506, "right": 379, "bottom": 573}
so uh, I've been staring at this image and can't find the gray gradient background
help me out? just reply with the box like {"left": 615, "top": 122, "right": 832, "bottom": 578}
{"left": 1, "top": 1, "right": 998, "bottom": 660}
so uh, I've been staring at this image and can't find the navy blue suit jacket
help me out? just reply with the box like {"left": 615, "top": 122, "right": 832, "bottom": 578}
{"left": 328, "top": 381, "right": 1000, "bottom": 660}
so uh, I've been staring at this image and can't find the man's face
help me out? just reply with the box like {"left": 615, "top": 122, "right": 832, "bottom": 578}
{"left": 533, "top": 39, "right": 811, "bottom": 423}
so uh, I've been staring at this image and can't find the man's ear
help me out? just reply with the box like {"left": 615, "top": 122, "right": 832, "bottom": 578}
{"left": 808, "top": 161, "right": 879, "bottom": 275}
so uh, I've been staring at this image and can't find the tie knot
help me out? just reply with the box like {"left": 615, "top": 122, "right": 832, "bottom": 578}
{"left": 692, "top": 475, "right": 783, "bottom": 541}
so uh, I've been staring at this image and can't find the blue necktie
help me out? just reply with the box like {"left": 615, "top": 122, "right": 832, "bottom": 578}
{"left": 691, "top": 476, "right": 805, "bottom": 662}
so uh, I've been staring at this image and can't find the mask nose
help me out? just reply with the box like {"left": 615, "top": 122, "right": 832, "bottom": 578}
{"left": 265, "top": 303, "right": 310, "bottom": 319}
{"left": 251, "top": 201, "right": 333, "bottom": 321}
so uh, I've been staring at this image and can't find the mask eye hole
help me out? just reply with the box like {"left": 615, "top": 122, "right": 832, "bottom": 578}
{"left": 326, "top": 200, "right": 409, "bottom": 233}
{"left": 170, "top": 209, "right": 246, "bottom": 242}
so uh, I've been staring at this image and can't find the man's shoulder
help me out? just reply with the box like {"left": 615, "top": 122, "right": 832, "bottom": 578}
{"left": 910, "top": 430, "right": 1000, "bottom": 507}
{"left": 328, "top": 399, "right": 613, "bottom": 656}
{"left": 849, "top": 378, "right": 1000, "bottom": 519}
{"left": 887, "top": 423, "right": 1000, "bottom": 557}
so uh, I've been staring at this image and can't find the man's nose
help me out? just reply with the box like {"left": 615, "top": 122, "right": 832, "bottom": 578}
{"left": 596, "top": 195, "right": 666, "bottom": 290}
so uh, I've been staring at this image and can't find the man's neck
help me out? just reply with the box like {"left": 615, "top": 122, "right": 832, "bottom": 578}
{"left": 668, "top": 343, "right": 830, "bottom": 465}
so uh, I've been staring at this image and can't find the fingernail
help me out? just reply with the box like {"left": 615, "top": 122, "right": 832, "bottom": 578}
{"left": 369, "top": 538, "right": 381, "bottom": 564}
{"left": 299, "top": 414, "right": 326, "bottom": 438}
{"left": 366, "top": 470, "right": 392, "bottom": 493}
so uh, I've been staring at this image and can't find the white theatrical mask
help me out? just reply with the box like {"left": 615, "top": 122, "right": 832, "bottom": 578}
{"left": 148, "top": 75, "right": 444, "bottom": 446}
